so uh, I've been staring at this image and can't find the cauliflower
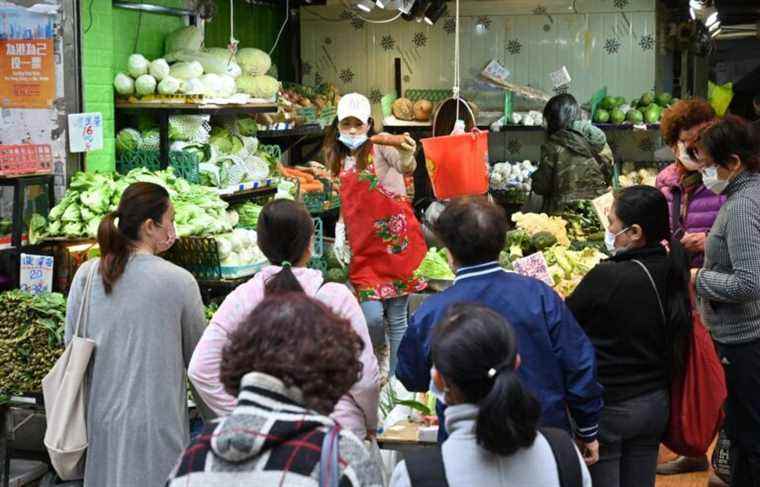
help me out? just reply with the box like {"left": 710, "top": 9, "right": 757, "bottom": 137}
{"left": 511, "top": 212, "right": 571, "bottom": 246}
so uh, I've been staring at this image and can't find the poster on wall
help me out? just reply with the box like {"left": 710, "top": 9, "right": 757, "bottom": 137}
{"left": 0, "top": 5, "right": 55, "bottom": 109}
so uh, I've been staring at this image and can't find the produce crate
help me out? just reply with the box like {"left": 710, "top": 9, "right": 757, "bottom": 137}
{"left": 303, "top": 177, "right": 340, "bottom": 215}
{"left": 164, "top": 217, "right": 324, "bottom": 282}
{"left": 0, "top": 144, "right": 54, "bottom": 177}
{"left": 116, "top": 149, "right": 201, "bottom": 184}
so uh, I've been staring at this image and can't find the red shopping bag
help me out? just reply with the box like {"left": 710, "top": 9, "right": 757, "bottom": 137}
{"left": 664, "top": 313, "right": 727, "bottom": 457}
{"left": 421, "top": 130, "right": 489, "bottom": 200}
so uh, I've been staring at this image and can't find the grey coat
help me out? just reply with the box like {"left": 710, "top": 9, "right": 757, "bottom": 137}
{"left": 65, "top": 255, "right": 207, "bottom": 487}
{"left": 697, "top": 171, "right": 760, "bottom": 344}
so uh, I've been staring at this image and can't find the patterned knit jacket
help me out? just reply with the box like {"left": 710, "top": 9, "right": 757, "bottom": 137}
{"left": 166, "top": 372, "right": 384, "bottom": 487}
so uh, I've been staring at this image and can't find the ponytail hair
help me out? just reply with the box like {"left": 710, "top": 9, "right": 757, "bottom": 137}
{"left": 97, "top": 182, "right": 170, "bottom": 294}
{"left": 431, "top": 304, "right": 540, "bottom": 456}
{"left": 614, "top": 185, "right": 692, "bottom": 377}
{"left": 256, "top": 199, "right": 314, "bottom": 295}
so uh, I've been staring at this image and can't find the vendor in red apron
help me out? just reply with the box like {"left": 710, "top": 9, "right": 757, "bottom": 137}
{"left": 325, "top": 93, "right": 427, "bottom": 376}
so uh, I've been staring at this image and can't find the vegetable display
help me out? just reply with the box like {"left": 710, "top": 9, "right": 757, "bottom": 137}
{"left": 490, "top": 160, "right": 536, "bottom": 193}
{"left": 34, "top": 167, "right": 237, "bottom": 241}
{"left": 544, "top": 246, "right": 607, "bottom": 296}
{"left": 234, "top": 202, "right": 264, "bottom": 229}
{"left": 618, "top": 163, "right": 658, "bottom": 187}
{"left": 215, "top": 228, "right": 267, "bottom": 268}
{"left": 595, "top": 91, "right": 676, "bottom": 126}
{"left": 511, "top": 212, "right": 571, "bottom": 246}
{"left": 0, "top": 291, "right": 66, "bottom": 398}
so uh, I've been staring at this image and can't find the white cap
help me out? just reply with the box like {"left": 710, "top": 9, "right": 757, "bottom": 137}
{"left": 337, "top": 93, "right": 372, "bottom": 124}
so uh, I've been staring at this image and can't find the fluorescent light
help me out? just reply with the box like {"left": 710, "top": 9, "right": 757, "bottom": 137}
{"left": 711, "top": 27, "right": 722, "bottom": 38}
{"left": 357, "top": 0, "right": 373, "bottom": 12}
{"left": 424, "top": 0, "right": 446, "bottom": 25}
{"left": 709, "top": 20, "right": 721, "bottom": 32}
{"left": 690, "top": 7, "right": 696, "bottom": 19}
{"left": 705, "top": 11, "right": 719, "bottom": 26}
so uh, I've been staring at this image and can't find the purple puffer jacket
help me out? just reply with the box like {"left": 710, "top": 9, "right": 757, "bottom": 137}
{"left": 656, "top": 163, "right": 726, "bottom": 268}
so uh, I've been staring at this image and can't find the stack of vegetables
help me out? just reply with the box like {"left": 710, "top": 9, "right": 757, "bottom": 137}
{"left": 115, "top": 118, "right": 280, "bottom": 191}
{"left": 274, "top": 83, "right": 341, "bottom": 128}
{"left": 323, "top": 247, "right": 349, "bottom": 284}
{"left": 618, "top": 162, "right": 658, "bottom": 188}
{"left": 233, "top": 202, "right": 264, "bottom": 229}
{"left": 113, "top": 25, "right": 280, "bottom": 102}
{"left": 559, "top": 200, "right": 605, "bottom": 250}
{"left": 0, "top": 291, "right": 66, "bottom": 398}
{"left": 593, "top": 92, "right": 677, "bottom": 125}
{"left": 490, "top": 160, "right": 536, "bottom": 204}
{"left": 31, "top": 167, "right": 237, "bottom": 242}
{"left": 500, "top": 212, "right": 606, "bottom": 295}
{"left": 214, "top": 228, "right": 267, "bottom": 270}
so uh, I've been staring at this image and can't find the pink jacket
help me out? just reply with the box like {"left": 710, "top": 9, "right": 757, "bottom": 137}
{"left": 188, "top": 266, "right": 381, "bottom": 438}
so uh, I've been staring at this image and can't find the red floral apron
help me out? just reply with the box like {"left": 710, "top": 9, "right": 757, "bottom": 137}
{"left": 340, "top": 151, "right": 427, "bottom": 301}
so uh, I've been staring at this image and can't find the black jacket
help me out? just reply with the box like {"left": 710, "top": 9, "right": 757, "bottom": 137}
{"left": 566, "top": 246, "right": 679, "bottom": 404}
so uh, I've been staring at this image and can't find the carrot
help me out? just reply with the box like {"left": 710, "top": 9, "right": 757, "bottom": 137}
{"left": 370, "top": 134, "right": 407, "bottom": 148}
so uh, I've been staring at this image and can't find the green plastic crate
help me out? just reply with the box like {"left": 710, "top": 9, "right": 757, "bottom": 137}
{"left": 405, "top": 89, "right": 453, "bottom": 103}
{"left": 116, "top": 149, "right": 200, "bottom": 184}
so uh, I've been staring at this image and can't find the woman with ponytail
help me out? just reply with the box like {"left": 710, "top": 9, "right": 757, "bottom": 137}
{"left": 391, "top": 304, "right": 592, "bottom": 487}
{"left": 566, "top": 185, "right": 693, "bottom": 487}
{"left": 189, "top": 199, "right": 380, "bottom": 439}
{"left": 64, "top": 182, "right": 208, "bottom": 487}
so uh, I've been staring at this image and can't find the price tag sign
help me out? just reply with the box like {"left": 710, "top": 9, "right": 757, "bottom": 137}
{"left": 592, "top": 191, "right": 615, "bottom": 231}
{"left": 68, "top": 112, "right": 103, "bottom": 152}
{"left": 512, "top": 252, "right": 553, "bottom": 287}
{"left": 19, "top": 252, "right": 53, "bottom": 295}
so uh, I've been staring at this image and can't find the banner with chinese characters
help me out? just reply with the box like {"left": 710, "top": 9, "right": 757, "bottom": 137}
{"left": 0, "top": 6, "right": 56, "bottom": 108}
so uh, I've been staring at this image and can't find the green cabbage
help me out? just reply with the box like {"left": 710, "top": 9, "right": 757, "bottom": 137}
{"left": 234, "top": 202, "right": 263, "bottom": 229}
{"left": 236, "top": 74, "right": 279, "bottom": 99}
{"left": 158, "top": 75, "right": 181, "bottom": 95}
{"left": 236, "top": 117, "right": 258, "bottom": 136}
{"left": 114, "top": 72, "right": 134, "bottom": 95}
{"left": 149, "top": 58, "right": 170, "bottom": 81}
{"left": 165, "top": 26, "right": 203, "bottom": 55}
{"left": 116, "top": 128, "right": 142, "bottom": 153}
{"left": 135, "top": 74, "right": 157, "bottom": 96}
{"left": 169, "top": 61, "right": 204, "bottom": 80}
{"left": 127, "top": 54, "right": 149, "bottom": 78}
{"left": 236, "top": 48, "right": 272, "bottom": 76}
{"left": 28, "top": 213, "right": 47, "bottom": 245}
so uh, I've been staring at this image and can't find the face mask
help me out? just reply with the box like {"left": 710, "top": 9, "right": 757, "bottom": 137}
{"left": 605, "top": 226, "right": 631, "bottom": 254}
{"left": 155, "top": 222, "right": 177, "bottom": 253}
{"left": 678, "top": 142, "right": 700, "bottom": 171}
{"left": 429, "top": 367, "right": 447, "bottom": 405}
{"left": 338, "top": 132, "right": 368, "bottom": 151}
{"left": 701, "top": 165, "right": 730, "bottom": 195}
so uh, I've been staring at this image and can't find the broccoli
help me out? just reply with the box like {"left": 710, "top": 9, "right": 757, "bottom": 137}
{"left": 531, "top": 231, "right": 558, "bottom": 251}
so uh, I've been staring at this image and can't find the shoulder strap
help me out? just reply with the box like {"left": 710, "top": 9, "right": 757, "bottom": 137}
{"left": 631, "top": 259, "right": 666, "bottom": 326}
{"left": 74, "top": 259, "right": 99, "bottom": 339}
{"left": 404, "top": 447, "right": 449, "bottom": 487}
{"left": 670, "top": 188, "right": 683, "bottom": 239}
{"left": 319, "top": 424, "right": 341, "bottom": 487}
{"left": 540, "top": 428, "right": 584, "bottom": 487}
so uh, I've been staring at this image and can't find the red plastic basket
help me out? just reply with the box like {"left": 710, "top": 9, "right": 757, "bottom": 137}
{"left": 0, "top": 144, "right": 54, "bottom": 177}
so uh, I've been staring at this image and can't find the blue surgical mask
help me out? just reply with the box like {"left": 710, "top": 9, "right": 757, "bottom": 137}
{"left": 605, "top": 226, "right": 631, "bottom": 254}
{"left": 701, "top": 165, "right": 729, "bottom": 195}
{"left": 429, "top": 367, "right": 447, "bottom": 405}
{"left": 338, "top": 133, "right": 368, "bottom": 151}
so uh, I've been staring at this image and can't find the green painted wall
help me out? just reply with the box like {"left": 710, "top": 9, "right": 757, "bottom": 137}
{"left": 204, "top": 1, "right": 294, "bottom": 82}
{"left": 80, "top": 0, "right": 186, "bottom": 173}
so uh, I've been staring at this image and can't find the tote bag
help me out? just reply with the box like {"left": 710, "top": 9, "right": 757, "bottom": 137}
{"left": 632, "top": 260, "right": 726, "bottom": 457}
{"left": 42, "top": 260, "right": 98, "bottom": 480}
{"left": 421, "top": 130, "right": 489, "bottom": 200}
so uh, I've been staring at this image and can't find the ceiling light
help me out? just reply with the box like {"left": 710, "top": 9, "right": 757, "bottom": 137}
{"left": 398, "top": 0, "right": 415, "bottom": 14}
{"left": 375, "top": 0, "right": 385, "bottom": 7}
{"left": 424, "top": 0, "right": 446, "bottom": 25}
{"left": 410, "top": 0, "right": 430, "bottom": 20}
{"left": 710, "top": 27, "right": 722, "bottom": 38}
{"left": 356, "top": 0, "right": 374, "bottom": 12}
{"left": 690, "top": 7, "right": 696, "bottom": 19}
{"left": 705, "top": 11, "right": 719, "bottom": 26}
{"left": 709, "top": 20, "right": 721, "bottom": 32}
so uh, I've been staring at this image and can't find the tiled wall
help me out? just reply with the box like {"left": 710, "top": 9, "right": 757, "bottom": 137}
{"left": 80, "top": 0, "right": 185, "bottom": 173}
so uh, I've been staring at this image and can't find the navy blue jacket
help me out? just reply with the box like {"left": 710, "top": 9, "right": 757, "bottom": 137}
{"left": 396, "top": 262, "right": 604, "bottom": 442}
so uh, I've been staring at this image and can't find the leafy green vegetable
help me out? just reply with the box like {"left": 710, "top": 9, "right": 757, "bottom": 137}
{"left": 415, "top": 247, "right": 455, "bottom": 280}
{"left": 116, "top": 128, "right": 142, "bottom": 153}
{"left": 28, "top": 213, "right": 47, "bottom": 244}
{"left": 234, "top": 202, "right": 263, "bottom": 229}
{"left": 326, "top": 267, "right": 348, "bottom": 283}
{"left": 236, "top": 48, "right": 272, "bottom": 76}
{"left": 165, "top": 26, "right": 204, "bottom": 55}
